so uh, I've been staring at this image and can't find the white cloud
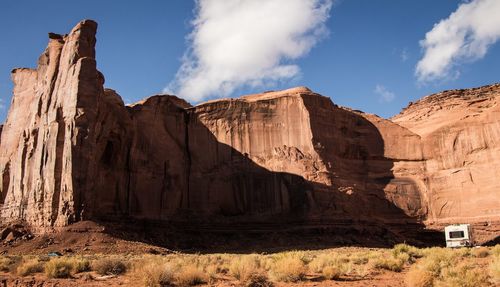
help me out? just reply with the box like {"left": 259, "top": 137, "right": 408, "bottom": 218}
{"left": 166, "top": 0, "right": 333, "bottom": 102}
{"left": 374, "top": 84, "right": 395, "bottom": 103}
{"left": 416, "top": 0, "right": 500, "bottom": 82}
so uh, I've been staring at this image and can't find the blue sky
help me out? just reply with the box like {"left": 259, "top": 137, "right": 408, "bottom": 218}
{"left": 0, "top": 0, "right": 499, "bottom": 121}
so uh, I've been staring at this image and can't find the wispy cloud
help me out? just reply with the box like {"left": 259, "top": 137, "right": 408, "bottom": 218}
{"left": 374, "top": 84, "right": 395, "bottom": 103}
{"left": 166, "top": 0, "right": 333, "bottom": 102}
{"left": 400, "top": 48, "right": 409, "bottom": 62}
{"left": 416, "top": 0, "right": 500, "bottom": 82}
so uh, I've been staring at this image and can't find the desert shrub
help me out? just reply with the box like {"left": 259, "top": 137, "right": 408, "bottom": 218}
{"left": 140, "top": 262, "right": 175, "bottom": 287}
{"left": 271, "top": 250, "right": 311, "bottom": 264}
{"left": 16, "top": 259, "right": 44, "bottom": 276}
{"left": 491, "top": 256, "right": 500, "bottom": 284}
{"left": 409, "top": 248, "right": 489, "bottom": 287}
{"left": 245, "top": 272, "right": 273, "bottom": 287}
{"left": 72, "top": 257, "right": 91, "bottom": 273}
{"left": 175, "top": 265, "right": 207, "bottom": 286}
{"left": 417, "top": 248, "right": 458, "bottom": 276}
{"left": 373, "top": 257, "right": 405, "bottom": 272}
{"left": 309, "top": 254, "right": 331, "bottom": 273}
{"left": 373, "top": 253, "right": 409, "bottom": 272}
{"left": 350, "top": 253, "right": 370, "bottom": 265}
{"left": 434, "top": 264, "right": 489, "bottom": 287}
{"left": 260, "top": 256, "right": 275, "bottom": 272}
{"left": 229, "top": 255, "right": 260, "bottom": 283}
{"left": 92, "top": 257, "right": 127, "bottom": 275}
{"left": 352, "top": 264, "right": 370, "bottom": 278}
{"left": 45, "top": 257, "right": 74, "bottom": 278}
{"left": 0, "top": 256, "right": 14, "bottom": 272}
{"left": 393, "top": 244, "right": 423, "bottom": 261}
{"left": 405, "top": 266, "right": 434, "bottom": 287}
{"left": 472, "top": 247, "right": 490, "bottom": 258}
{"left": 308, "top": 253, "right": 351, "bottom": 280}
{"left": 204, "top": 264, "right": 219, "bottom": 284}
{"left": 322, "top": 265, "right": 343, "bottom": 280}
{"left": 269, "top": 256, "right": 307, "bottom": 282}
{"left": 452, "top": 248, "right": 472, "bottom": 258}
{"left": 309, "top": 253, "right": 349, "bottom": 272}
{"left": 491, "top": 245, "right": 500, "bottom": 257}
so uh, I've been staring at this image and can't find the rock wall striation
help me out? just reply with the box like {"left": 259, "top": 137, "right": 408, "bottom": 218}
{"left": 0, "top": 21, "right": 498, "bottom": 241}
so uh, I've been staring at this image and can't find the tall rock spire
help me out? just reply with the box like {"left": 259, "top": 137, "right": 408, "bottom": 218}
{"left": 0, "top": 20, "right": 101, "bottom": 227}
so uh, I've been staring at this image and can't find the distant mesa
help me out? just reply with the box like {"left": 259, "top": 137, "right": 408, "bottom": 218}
{"left": 0, "top": 20, "right": 499, "bottom": 245}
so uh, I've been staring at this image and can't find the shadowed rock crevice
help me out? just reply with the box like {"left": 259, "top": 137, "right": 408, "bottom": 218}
{"left": 51, "top": 107, "right": 65, "bottom": 226}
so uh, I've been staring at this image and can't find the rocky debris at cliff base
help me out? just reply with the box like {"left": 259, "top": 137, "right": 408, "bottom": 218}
{"left": 0, "top": 219, "right": 446, "bottom": 256}
{"left": 0, "top": 221, "right": 176, "bottom": 256}
{"left": 0, "top": 223, "right": 33, "bottom": 245}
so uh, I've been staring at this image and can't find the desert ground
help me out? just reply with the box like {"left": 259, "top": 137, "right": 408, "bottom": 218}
{"left": 0, "top": 221, "right": 498, "bottom": 287}
{"left": 0, "top": 245, "right": 498, "bottom": 287}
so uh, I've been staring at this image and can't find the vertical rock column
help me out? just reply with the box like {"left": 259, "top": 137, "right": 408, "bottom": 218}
{"left": 0, "top": 20, "right": 101, "bottom": 228}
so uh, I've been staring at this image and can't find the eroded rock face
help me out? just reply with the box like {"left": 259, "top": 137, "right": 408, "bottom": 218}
{"left": 0, "top": 20, "right": 101, "bottom": 227}
{"left": 392, "top": 85, "right": 500, "bottom": 225}
{"left": 0, "top": 20, "right": 497, "bottom": 241}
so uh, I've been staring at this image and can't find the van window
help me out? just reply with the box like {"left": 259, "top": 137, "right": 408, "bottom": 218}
{"left": 449, "top": 231, "right": 465, "bottom": 238}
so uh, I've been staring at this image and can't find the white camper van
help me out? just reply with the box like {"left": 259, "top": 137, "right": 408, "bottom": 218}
{"left": 444, "top": 224, "right": 473, "bottom": 248}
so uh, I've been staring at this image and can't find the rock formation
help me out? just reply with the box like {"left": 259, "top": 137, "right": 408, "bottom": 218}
{"left": 0, "top": 20, "right": 498, "bottom": 243}
{"left": 393, "top": 85, "right": 500, "bottom": 226}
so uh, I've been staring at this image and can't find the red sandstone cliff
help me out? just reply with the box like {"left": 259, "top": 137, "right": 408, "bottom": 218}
{"left": 392, "top": 85, "right": 500, "bottom": 225}
{"left": 0, "top": 21, "right": 498, "bottom": 242}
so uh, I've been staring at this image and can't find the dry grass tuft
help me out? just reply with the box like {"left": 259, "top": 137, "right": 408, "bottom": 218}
{"left": 490, "top": 255, "right": 500, "bottom": 284}
{"left": 406, "top": 247, "right": 492, "bottom": 287}
{"left": 0, "top": 256, "right": 14, "bottom": 272}
{"left": 204, "top": 264, "right": 219, "bottom": 284}
{"left": 350, "top": 253, "right": 370, "bottom": 265}
{"left": 92, "top": 257, "right": 127, "bottom": 275}
{"left": 393, "top": 244, "right": 423, "bottom": 261}
{"left": 405, "top": 266, "right": 434, "bottom": 287}
{"left": 373, "top": 253, "right": 408, "bottom": 272}
{"left": 175, "top": 265, "right": 207, "bottom": 286}
{"left": 434, "top": 264, "right": 490, "bottom": 287}
{"left": 322, "top": 265, "right": 343, "bottom": 280}
{"left": 308, "top": 253, "right": 351, "bottom": 280}
{"left": 140, "top": 261, "right": 175, "bottom": 287}
{"left": 269, "top": 256, "right": 307, "bottom": 282}
{"left": 472, "top": 247, "right": 490, "bottom": 258}
{"left": 229, "top": 255, "right": 260, "bottom": 283}
{"left": 244, "top": 272, "right": 273, "bottom": 287}
{"left": 491, "top": 245, "right": 500, "bottom": 257}
{"left": 16, "top": 258, "right": 44, "bottom": 276}
{"left": 45, "top": 257, "right": 74, "bottom": 278}
{"left": 417, "top": 248, "right": 458, "bottom": 276}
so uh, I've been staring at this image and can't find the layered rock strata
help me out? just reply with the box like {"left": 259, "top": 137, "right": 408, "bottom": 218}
{"left": 0, "top": 21, "right": 498, "bottom": 242}
{"left": 392, "top": 85, "right": 500, "bottom": 225}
